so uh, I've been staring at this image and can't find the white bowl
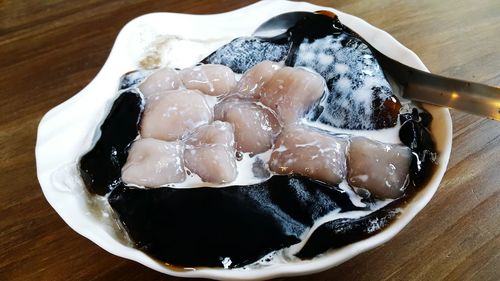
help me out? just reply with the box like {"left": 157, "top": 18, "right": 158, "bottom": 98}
{"left": 35, "top": 1, "right": 452, "bottom": 280}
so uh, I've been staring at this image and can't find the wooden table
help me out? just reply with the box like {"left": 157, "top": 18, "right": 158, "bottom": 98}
{"left": 1, "top": 0, "right": 498, "bottom": 280}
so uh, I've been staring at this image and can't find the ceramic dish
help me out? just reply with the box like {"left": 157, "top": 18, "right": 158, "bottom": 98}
{"left": 36, "top": 1, "right": 452, "bottom": 280}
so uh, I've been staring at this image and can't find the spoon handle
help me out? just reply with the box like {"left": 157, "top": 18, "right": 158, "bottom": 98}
{"left": 373, "top": 49, "right": 500, "bottom": 120}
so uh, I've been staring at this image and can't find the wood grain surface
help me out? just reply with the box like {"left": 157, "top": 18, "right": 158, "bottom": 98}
{"left": 1, "top": 0, "right": 499, "bottom": 280}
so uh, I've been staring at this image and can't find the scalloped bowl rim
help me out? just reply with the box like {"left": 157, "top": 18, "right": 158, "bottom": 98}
{"left": 35, "top": 1, "right": 452, "bottom": 280}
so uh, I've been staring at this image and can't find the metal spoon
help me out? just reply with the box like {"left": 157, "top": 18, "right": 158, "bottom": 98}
{"left": 253, "top": 11, "right": 500, "bottom": 121}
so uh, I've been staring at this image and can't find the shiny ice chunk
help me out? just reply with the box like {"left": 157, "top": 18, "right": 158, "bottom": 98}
{"left": 293, "top": 34, "right": 401, "bottom": 129}
{"left": 140, "top": 89, "right": 212, "bottom": 141}
{"left": 347, "top": 137, "right": 411, "bottom": 199}
{"left": 122, "top": 138, "right": 185, "bottom": 187}
{"left": 259, "top": 67, "right": 325, "bottom": 124}
{"left": 138, "top": 68, "right": 182, "bottom": 98}
{"left": 215, "top": 97, "right": 281, "bottom": 154}
{"left": 269, "top": 125, "right": 347, "bottom": 184}
{"left": 180, "top": 64, "right": 236, "bottom": 96}
{"left": 184, "top": 122, "right": 237, "bottom": 184}
{"left": 201, "top": 37, "right": 290, "bottom": 74}
{"left": 236, "top": 60, "right": 282, "bottom": 99}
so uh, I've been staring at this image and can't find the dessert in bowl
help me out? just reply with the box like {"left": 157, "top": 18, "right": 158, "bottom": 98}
{"left": 36, "top": 1, "right": 452, "bottom": 280}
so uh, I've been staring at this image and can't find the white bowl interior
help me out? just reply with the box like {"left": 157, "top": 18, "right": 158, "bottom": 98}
{"left": 36, "top": 1, "right": 452, "bottom": 280}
